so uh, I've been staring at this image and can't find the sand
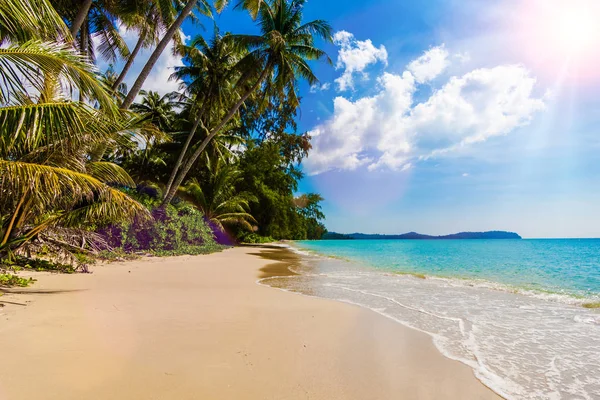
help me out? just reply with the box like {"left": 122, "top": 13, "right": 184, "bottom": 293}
{"left": 0, "top": 247, "right": 499, "bottom": 399}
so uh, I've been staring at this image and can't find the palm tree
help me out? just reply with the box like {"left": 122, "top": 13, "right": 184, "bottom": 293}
{"left": 163, "top": 28, "right": 241, "bottom": 197}
{"left": 120, "top": 0, "right": 213, "bottom": 110}
{"left": 161, "top": 0, "right": 332, "bottom": 206}
{"left": 180, "top": 160, "right": 256, "bottom": 232}
{"left": 101, "top": 64, "right": 128, "bottom": 99}
{"left": 0, "top": 0, "right": 147, "bottom": 260}
{"left": 69, "top": 0, "right": 93, "bottom": 36}
{"left": 131, "top": 90, "right": 180, "bottom": 132}
{"left": 215, "top": 0, "right": 265, "bottom": 18}
{"left": 51, "top": 0, "right": 130, "bottom": 64}
{"left": 111, "top": 0, "right": 179, "bottom": 91}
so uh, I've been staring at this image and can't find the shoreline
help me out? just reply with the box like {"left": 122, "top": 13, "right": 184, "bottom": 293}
{"left": 0, "top": 247, "right": 499, "bottom": 399}
{"left": 288, "top": 241, "right": 600, "bottom": 308}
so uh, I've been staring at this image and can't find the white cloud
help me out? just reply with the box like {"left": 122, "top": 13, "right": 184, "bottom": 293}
{"left": 310, "top": 82, "right": 331, "bottom": 93}
{"left": 413, "top": 65, "right": 546, "bottom": 159}
{"left": 303, "top": 43, "right": 547, "bottom": 175}
{"left": 305, "top": 71, "right": 416, "bottom": 175}
{"left": 455, "top": 52, "right": 471, "bottom": 64}
{"left": 333, "top": 30, "right": 388, "bottom": 91}
{"left": 407, "top": 45, "right": 450, "bottom": 84}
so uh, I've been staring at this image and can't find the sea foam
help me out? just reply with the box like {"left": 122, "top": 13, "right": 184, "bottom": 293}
{"left": 262, "top": 243, "right": 600, "bottom": 400}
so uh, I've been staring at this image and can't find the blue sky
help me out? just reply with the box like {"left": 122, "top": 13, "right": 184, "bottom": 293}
{"left": 104, "top": 0, "right": 600, "bottom": 238}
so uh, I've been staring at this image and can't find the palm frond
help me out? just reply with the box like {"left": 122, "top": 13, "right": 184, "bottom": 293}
{"left": 0, "top": 40, "right": 116, "bottom": 112}
{"left": 90, "top": 11, "right": 131, "bottom": 62}
{"left": 1, "top": 160, "right": 114, "bottom": 208}
{"left": 0, "top": 102, "right": 98, "bottom": 158}
{"left": 0, "top": 0, "right": 71, "bottom": 43}
{"left": 86, "top": 162, "right": 135, "bottom": 186}
{"left": 57, "top": 188, "right": 149, "bottom": 228}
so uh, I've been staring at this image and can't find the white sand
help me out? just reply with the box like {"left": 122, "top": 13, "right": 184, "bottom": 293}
{"left": 0, "top": 247, "right": 499, "bottom": 399}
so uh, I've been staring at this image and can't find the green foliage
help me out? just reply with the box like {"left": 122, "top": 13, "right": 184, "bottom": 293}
{"left": 99, "top": 189, "right": 219, "bottom": 254}
{"left": 237, "top": 232, "right": 275, "bottom": 244}
{"left": 180, "top": 159, "right": 257, "bottom": 232}
{"left": 0, "top": 273, "right": 35, "bottom": 287}
{"left": 0, "top": 0, "right": 148, "bottom": 264}
{"left": 233, "top": 136, "right": 325, "bottom": 240}
{"left": 131, "top": 90, "right": 179, "bottom": 131}
{"left": 149, "top": 243, "right": 226, "bottom": 257}
{"left": 1, "top": 256, "right": 77, "bottom": 273}
{"left": 2, "top": 0, "right": 332, "bottom": 272}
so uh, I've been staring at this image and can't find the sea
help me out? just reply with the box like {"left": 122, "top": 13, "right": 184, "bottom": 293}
{"left": 261, "top": 239, "right": 600, "bottom": 400}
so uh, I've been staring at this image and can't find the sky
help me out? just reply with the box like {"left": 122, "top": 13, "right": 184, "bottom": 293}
{"left": 101, "top": 0, "right": 600, "bottom": 238}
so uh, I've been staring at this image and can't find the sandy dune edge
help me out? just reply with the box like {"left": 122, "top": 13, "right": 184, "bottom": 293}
{"left": 0, "top": 247, "right": 499, "bottom": 399}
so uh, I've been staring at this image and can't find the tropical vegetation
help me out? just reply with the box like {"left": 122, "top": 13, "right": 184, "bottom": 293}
{"left": 0, "top": 0, "right": 330, "bottom": 282}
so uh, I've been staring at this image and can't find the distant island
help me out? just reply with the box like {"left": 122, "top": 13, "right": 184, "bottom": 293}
{"left": 322, "top": 231, "right": 522, "bottom": 240}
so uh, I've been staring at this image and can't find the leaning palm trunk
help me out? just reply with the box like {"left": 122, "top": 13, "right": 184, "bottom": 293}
{"left": 161, "top": 66, "right": 270, "bottom": 207}
{"left": 70, "top": 0, "right": 93, "bottom": 36}
{"left": 163, "top": 114, "right": 202, "bottom": 198}
{"left": 112, "top": 33, "right": 145, "bottom": 91}
{"left": 120, "top": 0, "right": 196, "bottom": 110}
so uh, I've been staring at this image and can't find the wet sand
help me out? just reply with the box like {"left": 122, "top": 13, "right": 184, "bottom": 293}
{"left": 0, "top": 247, "right": 499, "bottom": 399}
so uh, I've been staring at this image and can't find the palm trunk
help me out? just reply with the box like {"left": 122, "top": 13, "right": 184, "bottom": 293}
{"left": 70, "top": 0, "right": 93, "bottom": 37}
{"left": 120, "top": 0, "right": 196, "bottom": 110}
{"left": 78, "top": 19, "right": 89, "bottom": 103}
{"left": 0, "top": 194, "right": 26, "bottom": 247}
{"left": 163, "top": 114, "right": 202, "bottom": 199}
{"left": 113, "top": 34, "right": 145, "bottom": 91}
{"left": 161, "top": 67, "right": 270, "bottom": 207}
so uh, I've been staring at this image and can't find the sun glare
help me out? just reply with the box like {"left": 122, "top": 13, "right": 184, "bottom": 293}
{"left": 551, "top": 4, "right": 599, "bottom": 54}
{"left": 517, "top": 0, "right": 600, "bottom": 80}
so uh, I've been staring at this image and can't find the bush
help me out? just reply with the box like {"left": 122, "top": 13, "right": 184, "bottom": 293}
{"left": 96, "top": 185, "right": 225, "bottom": 257}
{"left": 237, "top": 232, "right": 276, "bottom": 244}
{"left": 1, "top": 256, "right": 76, "bottom": 273}
{"left": 99, "top": 204, "right": 219, "bottom": 253}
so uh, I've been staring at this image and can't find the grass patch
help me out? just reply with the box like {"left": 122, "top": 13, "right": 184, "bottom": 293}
{"left": 582, "top": 302, "right": 600, "bottom": 309}
{"left": 0, "top": 273, "right": 35, "bottom": 288}
{"left": 149, "top": 244, "right": 227, "bottom": 257}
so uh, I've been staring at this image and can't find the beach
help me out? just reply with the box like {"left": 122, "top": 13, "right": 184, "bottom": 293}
{"left": 0, "top": 246, "right": 498, "bottom": 399}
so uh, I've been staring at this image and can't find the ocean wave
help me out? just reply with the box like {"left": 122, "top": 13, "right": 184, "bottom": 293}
{"left": 268, "top": 244, "right": 600, "bottom": 399}
{"left": 289, "top": 241, "right": 600, "bottom": 306}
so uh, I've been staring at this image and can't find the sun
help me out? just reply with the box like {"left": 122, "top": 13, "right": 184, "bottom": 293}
{"left": 516, "top": 0, "right": 600, "bottom": 80}
{"left": 548, "top": 2, "right": 599, "bottom": 55}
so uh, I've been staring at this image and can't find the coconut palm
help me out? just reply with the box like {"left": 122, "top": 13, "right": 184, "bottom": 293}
{"left": 161, "top": 0, "right": 332, "bottom": 206}
{"left": 131, "top": 90, "right": 180, "bottom": 132}
{"left": 120, "top": 0, "right": 213, "bottom": 110}
{"left": 215, "top": 0, "right": 265, "bottom": 18}
{"left": 111, "top": 0, "right": 183, "bottom": 91}
{"left": 102, "top": 64, "right": 128, "bottom": 100}
{"left": 50, "top": 0, "right": 130, "bottom": 65}
{"left": 0, "top": 0, "right": 147, "bottom": 260}
{"left": 163, "top": 28, "right": 241, "bottom": 196}
{"left": 179, "top": 160, "right": 256, "bottom": 232}
{"left": 0, "top": 98, "right": 147, "bottom": 260}
{"left": 69, "top": 0, "right": 93, "bottom": 36}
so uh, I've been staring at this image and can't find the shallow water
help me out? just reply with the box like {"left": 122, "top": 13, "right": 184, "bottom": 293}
{"left": 263, "top": 240, "right": 600, "bottom": 400}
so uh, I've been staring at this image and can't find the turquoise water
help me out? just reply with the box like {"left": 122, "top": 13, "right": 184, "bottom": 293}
{"left": 294, "top": 239, "right": 600, "bottom": 300}
{"left": 265, "top": 239, "right": 600, "bottom": 399}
